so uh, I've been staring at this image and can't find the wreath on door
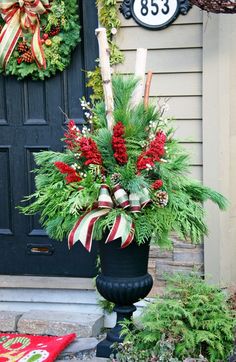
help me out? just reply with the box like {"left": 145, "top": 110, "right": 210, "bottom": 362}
{"left": 0, "top": 0, "right": 81, "bottom": 80}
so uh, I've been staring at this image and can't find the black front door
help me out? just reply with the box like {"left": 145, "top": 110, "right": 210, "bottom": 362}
{"left": 0, "top": 1, "right": 99, "bottom": 277}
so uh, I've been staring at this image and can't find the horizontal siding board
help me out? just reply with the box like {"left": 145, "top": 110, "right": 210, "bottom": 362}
{"left": 118, "top": 5, "right": 203, "bottom": 27}
{"left": 150, "top": 73, "right": 202, "bottom": 96}
{"left": 150, "top": 96, "right": 202, "bottom": 119}
{"left": 181, "top": 143, "right": 202, "bottom": 165}
{"left": 115, "top": 49, "right": 202, "bottom": 73}
{"left": 174, "top": 120, "right": 202, "bottom": 142}
{"left": 116, "top": 24, "right": 203, "bottom": 50}
{"left": 190, "top": 166, "right": 202, "bottom": 180}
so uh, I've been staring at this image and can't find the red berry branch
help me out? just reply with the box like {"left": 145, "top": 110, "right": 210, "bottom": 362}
{"left": 78, "top": 137, "right": 103, "bottom": 166}
{"left": 54, "top": 161, "right": 82, "bottom": 184}
{"left": 112, "top": 122, "right": 128, "bottom": 165}
{"left": 137, "top": 131, "right": 166, "bottom": 171}
{"left": 64, "top": 120, "right": 81, "bottom": 151}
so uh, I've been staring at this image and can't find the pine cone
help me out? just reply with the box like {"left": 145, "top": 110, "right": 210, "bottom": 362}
{"left": 48, "top": 24, "right": 61, "bottom": 37}
{"left": 22, "top": 49, "right": 34, "bottom": 63}
{"left": 18, "top": 41, "right": 29, "bottom": 54}
{"left": 111, "top": 173, "right": 121, "bottom": 185}
{"left": 155, "top": 191, "right": 169, "bottom": 208}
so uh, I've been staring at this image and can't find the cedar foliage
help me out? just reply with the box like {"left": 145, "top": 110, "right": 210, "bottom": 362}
{"left": 118, "top": 274, "right": 235, "bottom": 362}
{"left": 19, "top": 76, "right": 228, "bottom": 248}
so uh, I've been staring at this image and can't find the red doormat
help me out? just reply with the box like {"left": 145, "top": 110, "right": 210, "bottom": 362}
{"left": 0, "top": 333, "right": 76, "bottom": 361}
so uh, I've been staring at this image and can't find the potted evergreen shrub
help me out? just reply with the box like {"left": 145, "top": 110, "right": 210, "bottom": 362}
{"left": 19, "top": 29, "right": 228, "bottom": 358}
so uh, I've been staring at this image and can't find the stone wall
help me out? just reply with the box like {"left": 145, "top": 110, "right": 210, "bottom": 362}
{"left": 148, "top": 236, "right": 204, "bottom": 296}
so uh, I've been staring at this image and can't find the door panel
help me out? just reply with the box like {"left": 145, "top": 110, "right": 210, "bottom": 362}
{"left": 0, "top": 0, "right": 99, "bottom": 277}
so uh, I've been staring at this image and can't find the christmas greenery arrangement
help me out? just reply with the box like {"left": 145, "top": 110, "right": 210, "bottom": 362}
{"left": 0, "top": 0, "right": 80, "bottom": 80}
{"left": 116, "top": 274, "right": 235, "bottom": 362}
{"left": 19, "top": 74, "right": 228, "bottom": 252}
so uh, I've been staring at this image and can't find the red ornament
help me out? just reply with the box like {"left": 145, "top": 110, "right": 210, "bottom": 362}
{"left": 43, "top": 33, "right": 49, "bottom": 40}
{"left": 54, "top": 161, "right": 81, "bottom": 184}
{"left": 78, "top": 137, "right": 102, "bottom": 166}
{"left": 112, "top": 122, "right": 128, "bottom": 165}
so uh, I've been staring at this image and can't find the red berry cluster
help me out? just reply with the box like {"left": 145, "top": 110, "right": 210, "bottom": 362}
{"left": 151, "top": 179, "right": 163, "bottom": 190}
{"left": 54, "top": 161, "right": 81, "bottom": 184}
{"left": 41, "top": 24, "right": 60, "bottom": 45}
{"left": 78, "top": 137, "right": 102, "bottom": 166}
{"left": 64, "top": 120, "right": 81, "bottom": 150}
{"left": 137, "top": 131, "right": 166, "bottom": 171}
{"left": 112, "top": 122, "right": 128, "bottom": 165}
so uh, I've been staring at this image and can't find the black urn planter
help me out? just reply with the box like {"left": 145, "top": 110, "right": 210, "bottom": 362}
{"left": 96, "top": 236, "right": 153, "bottom": 358}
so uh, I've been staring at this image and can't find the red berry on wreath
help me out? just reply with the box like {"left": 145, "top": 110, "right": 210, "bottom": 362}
{"left": 43, "top": 33, "right": 49, "bottom": 40}
{"left": 48, "top": 24, "right": 61, "bottom": 37}
{"left": 41, "top": 39, "right": 45, "bottom": 44}
{"left": 17, "top": 57, "right": 23, "bottom": 64}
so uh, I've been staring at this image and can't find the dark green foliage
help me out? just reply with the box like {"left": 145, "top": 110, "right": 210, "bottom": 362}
{"left": 118, "top": 274, "right": 235, "bottom": 362}
{"left": 18, "top": 151, "right": 100, "bottom": 240}
{"left": 0, "top": 0, "right": 80, "bottom": 80}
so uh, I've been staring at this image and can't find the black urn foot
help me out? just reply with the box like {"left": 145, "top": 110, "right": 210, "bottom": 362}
{"left": 96, "top": 273, "right": 153, "bottom": 358}
{"left": 96, "top": 304, "right": 136, "bottom": 358}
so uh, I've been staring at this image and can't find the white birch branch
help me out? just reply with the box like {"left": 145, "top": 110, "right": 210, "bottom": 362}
{"left": 130, "top": 48, "right": 147, "bottom": 108}
{"left": 95, "top": 27, "right": 114, "bottom": 132}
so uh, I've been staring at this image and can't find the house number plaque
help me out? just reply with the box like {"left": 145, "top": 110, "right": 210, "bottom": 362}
{"left": 120, "top": 0, "right": 192, "bottom": 30}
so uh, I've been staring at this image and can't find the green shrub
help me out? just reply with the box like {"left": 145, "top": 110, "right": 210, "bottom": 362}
{"left": 117, "top": 274, "right": 235, "bottom": 362}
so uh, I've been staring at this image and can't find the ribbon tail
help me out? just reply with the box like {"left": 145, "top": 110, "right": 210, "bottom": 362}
{"left": 0, "top": 10, "right": 21, "bottom": 68}
{"left": 106, "top": 214, "right": 135, "bottom": 248}
{"left": 31, "top": 19, "right": 46, "bottom": 69}
{"left": 68, "top": 209, "right": 110, "bottom": 252}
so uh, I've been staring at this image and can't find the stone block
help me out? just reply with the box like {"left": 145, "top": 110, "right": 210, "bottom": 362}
{"left": 149, "top": 246, "right": 172, "bottom": 259}
{"left": 17, "top": 311, "right": 104, "bottom": 337}
{"left": 173, "top": 249, "right": 204, "bottom": 264}
{"left": 156, "top": 260, "right": 203, "bottom": 280}
{"left": 0, "top": 311, "right": 23, "bottom": 332}
{"left": 61, "top": 337, "right": 99, "bottom": 353}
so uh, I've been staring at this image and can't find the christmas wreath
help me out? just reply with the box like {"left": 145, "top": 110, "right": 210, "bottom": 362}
{"left": 0, "top": 0, "right": 80, "bottom": 80}
{"left": 19, "top": 75, "right": 228, "bottom": 251}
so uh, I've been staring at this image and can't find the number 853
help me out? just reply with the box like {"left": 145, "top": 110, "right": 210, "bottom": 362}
{"left": 141, "top": 0, "right": 170, "bottom": 16}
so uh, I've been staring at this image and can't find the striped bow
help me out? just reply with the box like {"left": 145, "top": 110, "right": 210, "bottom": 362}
{"left": 0, "top": 0, "right": 50, "bottom": 69}
{"left": 68, "top": 184, "right": 151, "bottom": 252}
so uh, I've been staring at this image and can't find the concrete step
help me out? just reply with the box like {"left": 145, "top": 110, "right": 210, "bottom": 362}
{"left": 0, "top": 310, "right": 104, "bottom": 338}
{"left": 56, "top": 337, "right": 108, "bottom": 361}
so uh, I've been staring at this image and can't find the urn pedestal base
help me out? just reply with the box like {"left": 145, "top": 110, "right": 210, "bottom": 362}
{"left": 96, "top": 304, "right": 136, "bottom": 358}
{"left": 96, "top": 238, "right": 153, "bottom": 358}
{"left": 96, "top": 273, "right": 153, "bottom": 358}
